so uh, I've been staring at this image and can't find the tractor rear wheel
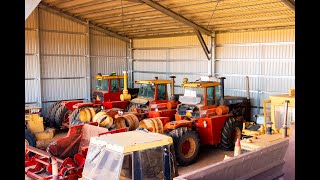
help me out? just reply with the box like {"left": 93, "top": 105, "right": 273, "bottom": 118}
{"left": 54, "top": 106, "right": 71, "bottom": 128}
{"left": 220, "top": 116, "right": 243, "bottom": 151}
{"left": 169, "top": 127, "right": 199, "bottom": 166}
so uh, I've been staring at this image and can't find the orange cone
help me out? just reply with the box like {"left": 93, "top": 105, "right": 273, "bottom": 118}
{"left": 234, "top": 138, "right": 241, "bottom": 157}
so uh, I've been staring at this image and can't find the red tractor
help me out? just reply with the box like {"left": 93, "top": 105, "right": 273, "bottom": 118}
{"left": 46, "top": 71, "right": 138, "bottom": 129}
{"left": 128, "top": 76, "right": 179, "bottom": 121}
{"left": 139, "top": 76, "right": 251, "bottom": 166}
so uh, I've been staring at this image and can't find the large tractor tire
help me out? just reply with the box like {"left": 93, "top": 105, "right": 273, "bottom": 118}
{"left": 46, "top": 101, "right": 61, "bottom": 120}
{"left": 220, "top": 116, "right": 243, "bottom": 151}
{"left": 54, "top": 106, "right": 72, "bottom": 128}
{"left": 69, "top": 108, "right": 83, "bottom": 127}
{"left": 48, "top": 102, "right": 62, "bottom": 127}
{"left": 169, "top": 127, "right": 200, "bottom": 166}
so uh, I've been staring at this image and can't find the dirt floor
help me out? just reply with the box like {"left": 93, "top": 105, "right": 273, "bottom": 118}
{"left": 178, "top": 145, "right": 234, "bottom": 175}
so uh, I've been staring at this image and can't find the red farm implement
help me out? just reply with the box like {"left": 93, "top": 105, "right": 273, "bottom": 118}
{"left": 25, "top": 124, "right": 127, "bottom": 179}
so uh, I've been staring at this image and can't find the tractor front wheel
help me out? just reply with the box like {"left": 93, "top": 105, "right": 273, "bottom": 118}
{"left": 220, "top": 116, "right": 243, "bottom": 151}
{"left": 169, "top": 127, "right": 199, "bottom": 166}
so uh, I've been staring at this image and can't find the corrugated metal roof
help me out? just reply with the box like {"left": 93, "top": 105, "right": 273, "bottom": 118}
{"left": 41, "top": 0, "right": 294, "bottom": 39}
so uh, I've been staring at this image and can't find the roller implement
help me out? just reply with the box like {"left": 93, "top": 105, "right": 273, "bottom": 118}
{"left": 138, "top": 76, "right": 251, "bottom": 166}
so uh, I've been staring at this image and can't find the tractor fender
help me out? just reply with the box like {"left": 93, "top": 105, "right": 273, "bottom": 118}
{"left": 163, "top": 120, "right": 192, "bottom": 132}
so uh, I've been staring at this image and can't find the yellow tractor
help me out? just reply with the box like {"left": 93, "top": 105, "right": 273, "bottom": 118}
{"left": 25, "top": 106, "right": 55, "bottom": 148}
{"left": 240, "top": 88, "right": 295, "bottom": 151}
{"left": 82, "top": 130, "right": 178, "bottom": 180}
{"left": 242, "top": 88, "right": 295, "bottom": 137}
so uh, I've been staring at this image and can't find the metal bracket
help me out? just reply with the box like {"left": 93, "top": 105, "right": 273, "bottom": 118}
{"left": 195, "top": 30, "right": 210, "bottom": 60}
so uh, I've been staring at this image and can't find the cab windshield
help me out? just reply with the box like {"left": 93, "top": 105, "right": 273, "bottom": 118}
{"left": 96, "top": 79, "right": 108, "bottom": 91}
{"left": 137, "top": 84, "right": 155, "bottom": 99}
{"left": 82, "top": 144, "right": 123, "bottom": 180}
{"left": 183, "top": 87, "right": 205, "bottom": 104}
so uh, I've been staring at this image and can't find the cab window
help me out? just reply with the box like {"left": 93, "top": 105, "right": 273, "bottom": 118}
{"left": 157, "top": 84, "right": 166, "bottom": 100}
{"left": 207, "top": 87, "right": 215, "bottom": 106}
{"left": 120, "top": 79, "right": 124, "bottom": 88}
{"left": 111, "top": 79, "right": 120, "bottom": 92}
{"left": 96, "top": 79, "right": 109, "bottom": 91}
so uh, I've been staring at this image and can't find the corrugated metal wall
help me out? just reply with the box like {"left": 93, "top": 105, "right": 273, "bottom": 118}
{"left": 90, "top": 29, "right": 127, "bottom": 90}
{"left": 216, "top": 28, "right": 295, "bottom": 117}
{"left": 132, "top": 35, "right": 211, "bottom": 95}
{"left": 25, "top": 8, "right": 127, "bottom": 116}
{"left": 132, "top": 28, "right": 295, "bottom": 119}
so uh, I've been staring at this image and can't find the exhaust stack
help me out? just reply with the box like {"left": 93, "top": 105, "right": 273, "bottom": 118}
{"left": 120, "top": 71, "right": 131, "bottom": 101}
{"left": 218, "top": 77, "right": 226, "bottom": 105}
{"left": 246, "top": 76, "right": 250, "bottom": 99}
{"left": 169, "top": 76, "right": 176, "bottom": 97}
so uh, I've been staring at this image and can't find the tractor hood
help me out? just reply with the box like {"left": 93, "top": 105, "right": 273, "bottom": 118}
{"left": 130, "top": 98, "right": 150, "bottom": 105}
{"left": 178, "top": 96, "right": 201, "bottom": 105}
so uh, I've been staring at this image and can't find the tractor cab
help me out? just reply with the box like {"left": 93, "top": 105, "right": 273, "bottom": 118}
{"left": 93, "top": 73, "right": 125, "bottom": 103}
{"left": 176, "top": 76, "right": 251, "bottom": 121}
{"left": 129, "top": 76, "right": 177, "bottom": 113}
{"left": 176, "top": 77, "right": 221, "bottom": 120}
{"left": 82, "top": 130, "right": 178, "bottom": 180}
{"left": 92, "top": 72, "right": 139, "bottom": 110}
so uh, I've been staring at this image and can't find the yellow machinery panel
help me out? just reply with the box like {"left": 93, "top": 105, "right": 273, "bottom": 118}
{"left": 34, "top": 128, "right": 55, "bottom": 140}
{"left": 240, "top": 133, "right": 284, "bottom": 151}
{"left": 25, "top": 106, "right": 55, "bottom": 140}
{"left": 25, "top": 113, "right": 44, "bottom": 134}
{"left": 266, "top": 88, "right": 295, "bottom": 135}
{"left": 242, "top": 88, "right": 295, "bottom": 137}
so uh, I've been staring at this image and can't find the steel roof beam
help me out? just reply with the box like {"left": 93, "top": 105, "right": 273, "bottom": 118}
{"left": 137, "top": 0, "right": 213, "bottom": 36}
{"left": 38, "top": 3, "right": 129, "bottom": 42}
{"left": 280, "top": 0, "right": 295, "bottom": 11}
